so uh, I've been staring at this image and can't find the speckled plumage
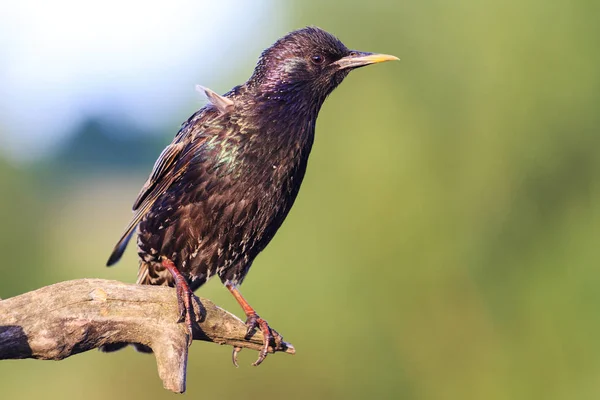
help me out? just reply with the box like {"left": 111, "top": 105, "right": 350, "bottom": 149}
{"left": 106, "top": 27, "right": 398, "bottom": 363}
{"left": 134, "top": 95, "right": 316, "bottom": 290}
{"left": 108, "top": 27, "right": 355, "bottom": 287}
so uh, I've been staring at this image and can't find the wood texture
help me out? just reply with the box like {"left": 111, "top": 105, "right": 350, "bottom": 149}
{"left": 0, "top": 279, "right": 294, "bottom": 393}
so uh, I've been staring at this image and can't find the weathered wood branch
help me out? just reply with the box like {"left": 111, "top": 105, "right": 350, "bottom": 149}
{"left": 0, "top": 279, "right": 294, "bottom": 393}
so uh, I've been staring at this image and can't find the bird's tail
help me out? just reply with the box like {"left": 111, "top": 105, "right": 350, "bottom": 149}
{"left": 99, "top": 342, "right": 153, "bottom": 353}
{"left": 136, "top": 261, "right": 151, "bottom": 285}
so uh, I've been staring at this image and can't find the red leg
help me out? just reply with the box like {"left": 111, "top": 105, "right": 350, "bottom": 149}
{"left": 162, "top": 258, "right": 197, "bottom": 346}
{"left": 225, "top": 282, "right": 283, "bottom": 366}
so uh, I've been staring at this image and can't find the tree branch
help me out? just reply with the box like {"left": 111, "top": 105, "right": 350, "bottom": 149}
{"left": 0, "top": 279, "right": 294, "bottom": 393}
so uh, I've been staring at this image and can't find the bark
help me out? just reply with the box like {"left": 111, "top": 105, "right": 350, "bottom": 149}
{"left": 0, "top": 279, "right": 294, "bottom": 393}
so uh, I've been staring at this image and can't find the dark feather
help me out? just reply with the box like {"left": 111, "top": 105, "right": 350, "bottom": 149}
{"left": 133, "top": 142, "right": 185, "bottom": 210}
{"left": 107, "top": 26, "right": 396, "bottom": 292}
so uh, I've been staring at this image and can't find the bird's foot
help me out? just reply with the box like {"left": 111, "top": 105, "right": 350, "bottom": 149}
{"left": 244, "top": 313, "right": 284, "bottom": 366}
{"left": 225, "top": 282, "right": 284, "bottom": 366}
{"left": 162, "top": 258, "right": 203, "bottom": 346}
{"left": 174, "top": 282, "right": 203, "bottom": 346}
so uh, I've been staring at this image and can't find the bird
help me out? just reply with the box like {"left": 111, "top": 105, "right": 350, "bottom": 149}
{"left": 106, "top": 26, "right": 398, "bottom": 366}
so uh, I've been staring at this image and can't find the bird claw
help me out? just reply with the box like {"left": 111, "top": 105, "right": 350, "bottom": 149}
{"left": 224, "top": 283, "right": 284, "bottom": 366}
{"left": 231, "top": 346, "right": 242, "bottom": 368}
{"left": 244, "top": 313, "right": 259, "bottom": 338}
{"left": 244, "top": 314, "right": 283, "bottom": 367}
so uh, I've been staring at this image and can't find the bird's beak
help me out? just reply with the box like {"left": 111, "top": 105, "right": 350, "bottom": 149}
{"left": 333, "top": 51, "right": 399, "bottom": 70}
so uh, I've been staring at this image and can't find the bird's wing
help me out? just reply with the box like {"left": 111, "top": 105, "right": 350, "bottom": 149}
{"left": 133, "top": 142, "right": 185, "bottom": 210}
{"left": 106, "top": 108, "right": 227, "bottom": 266}
{"left": 106, "top": 169, "right": 184, "bottom": 266}
{"left": 107, "top": 138, "right": 189, "bottom": 266}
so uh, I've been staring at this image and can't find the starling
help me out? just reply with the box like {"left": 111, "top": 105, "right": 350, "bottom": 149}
{"left": 106, "top": 26, "right": 398, "bottom": 366}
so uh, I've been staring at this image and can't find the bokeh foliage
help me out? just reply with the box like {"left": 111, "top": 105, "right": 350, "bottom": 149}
{"left": 1, "top": 0, "right": 600, "bottom": 399}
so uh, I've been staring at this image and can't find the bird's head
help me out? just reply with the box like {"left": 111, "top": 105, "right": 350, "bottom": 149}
{"left": 247, "top": 27, "right": 398, "bottom": 106}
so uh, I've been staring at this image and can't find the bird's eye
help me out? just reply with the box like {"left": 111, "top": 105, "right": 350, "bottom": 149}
{"left": 311, "top": 54, "right": 324, "bottom": 65}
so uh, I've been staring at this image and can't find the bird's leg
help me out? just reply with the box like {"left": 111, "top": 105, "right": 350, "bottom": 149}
{"left": 225, "top": 282, "right": 283, "bottom": 367}
{"left": 161, "top": 258, "right": 198, "bottom": 346}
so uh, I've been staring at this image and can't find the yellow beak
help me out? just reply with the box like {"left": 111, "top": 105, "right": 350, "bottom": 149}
{"left": 333, "top": 52, "right": 400, "bottom": 70}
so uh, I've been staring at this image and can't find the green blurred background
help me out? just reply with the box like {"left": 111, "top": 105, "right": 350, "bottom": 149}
{"left": 2, "top": 0, "right": 600, "bottom": 399}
